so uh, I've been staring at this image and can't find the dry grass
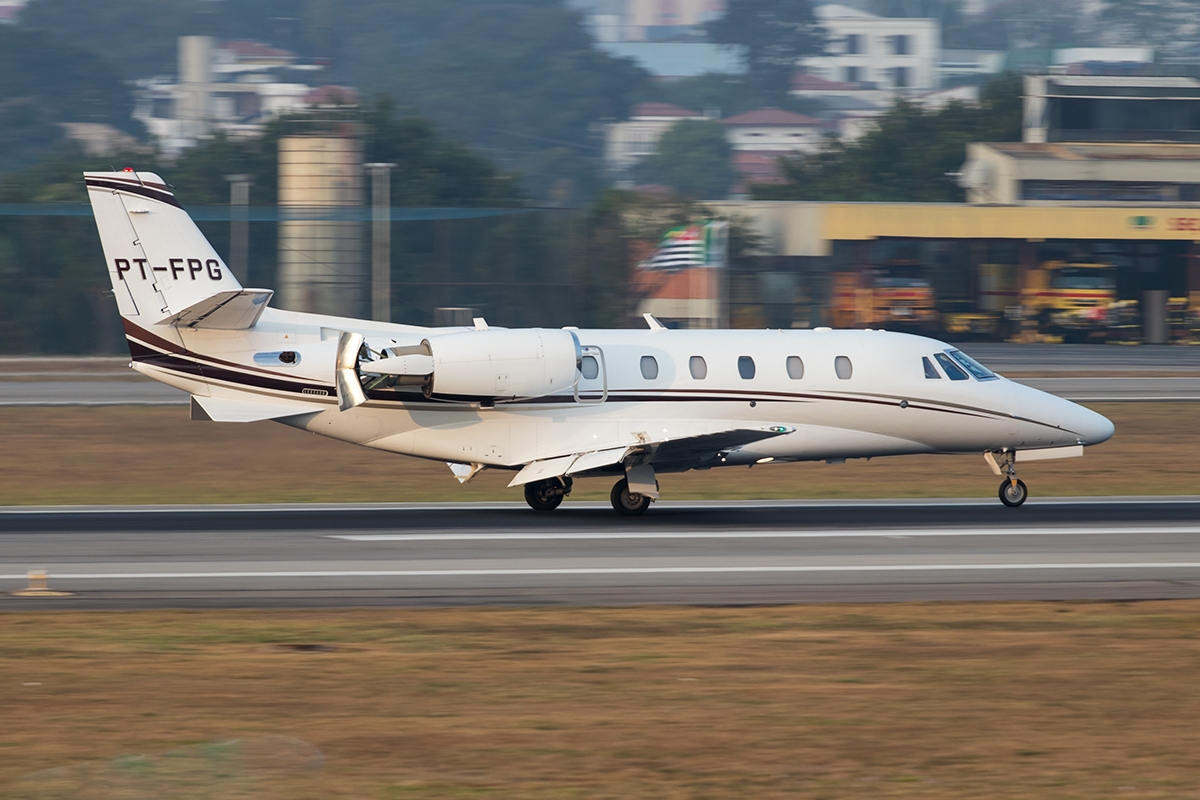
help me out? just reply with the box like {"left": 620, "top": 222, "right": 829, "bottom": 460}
{"left": 0, "top": 403, "right": 1195, "bottom": 506}
{"left": 3, "top": 603, "right": 1200, "bottom": 798}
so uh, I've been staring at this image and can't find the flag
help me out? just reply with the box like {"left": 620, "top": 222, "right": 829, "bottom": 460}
{"left": 639, "top": 221, "right": 727, "bottom": 271}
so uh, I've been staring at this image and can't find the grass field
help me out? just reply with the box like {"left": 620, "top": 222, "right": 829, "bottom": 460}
{"left": 4, "top": 603, "right": 1200, "bottom": 798}
{"left": 0, "top": 403, "right": 1195, "bottom": 506}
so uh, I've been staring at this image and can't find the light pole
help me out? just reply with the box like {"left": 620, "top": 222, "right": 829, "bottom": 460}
{"left": 224, "top": 174, "right": 251, "bottom": 285}
{"left": 366, "top": 162, "right": 396, "bottom": 322}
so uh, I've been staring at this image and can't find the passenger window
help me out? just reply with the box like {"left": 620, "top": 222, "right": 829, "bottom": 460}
{"left": 581, "top": 355, "right": 599, "bottom": 380}
{"left": 640, "top": 355, "right": 659, "bottom": 380}
{"left": 835, "top": 355, "right": 852, "bottom": 380}
{"left": 786, "top": 356, "right": 804, "bottom": 379}
{"left": 923, "top": 356, "right": 940, "bottom": 379}
{"left": 689, "top": 356, "right": 707, "bottom": 380}
{"left": 738, "top": 356, "right": 755, "bottom": 379}
{"left": 934, "top": 352, "right": 968, "bottom": 380}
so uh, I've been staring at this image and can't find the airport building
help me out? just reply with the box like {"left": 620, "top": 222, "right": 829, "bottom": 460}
{"left": 705, "top": 77, "right": 1200, "bottom": 342}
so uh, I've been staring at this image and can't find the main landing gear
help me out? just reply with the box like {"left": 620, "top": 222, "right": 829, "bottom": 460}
{"left": 523, "top": 466, "right": 659, "bottom": 516}
{"left": 988, "top": 450, "right": 1029, "bottom": 508}
{"left": 524, "top": 477, "right": 572, "bottom": 511}
{"left": 610, "top": 478, "right": 652, "bottom": 516}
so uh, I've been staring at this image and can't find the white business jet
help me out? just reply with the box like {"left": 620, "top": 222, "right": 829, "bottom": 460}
{"left": 86, "top": 170, "right": 1114, "bottom": 514}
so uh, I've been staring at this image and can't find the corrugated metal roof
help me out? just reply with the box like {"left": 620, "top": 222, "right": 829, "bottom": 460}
{"left": 984, "top": 142, "right": 1200, "bottom": 161}
{"left": 1046, "top": 75, "right": 1200, "bottom": 88}
{"left": 722, "top": 107, "right": 825, "bottom": 127}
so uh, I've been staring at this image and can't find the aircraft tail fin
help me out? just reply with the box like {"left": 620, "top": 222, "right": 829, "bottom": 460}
{"left": 85, "top": 170, "right": 245, "bottom": 322}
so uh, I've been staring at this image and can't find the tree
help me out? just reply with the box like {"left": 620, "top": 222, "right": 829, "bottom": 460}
{"left": 1100, "top": 0, "right": 1199, "bottom": 50}
{"left": 637, "top": 120, "right": 735, "bottom": 200}
{"left": 20, "top": 0, "right": 650, "bottom": 205}
{"left": 754, "top": 74, "right": 1022, "bottom": 202}
{"left": 0, "top": 27, "right": 143, "bottom": 172}
{"left": 707, "top": 0, "right": 827, "bottom": 94}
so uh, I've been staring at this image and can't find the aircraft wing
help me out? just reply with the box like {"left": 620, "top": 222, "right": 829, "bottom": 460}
{"left": 507, "top": 422, "right": 793, "bottom": 487}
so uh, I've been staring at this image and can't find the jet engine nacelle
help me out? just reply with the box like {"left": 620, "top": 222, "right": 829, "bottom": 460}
{"left": 364, "top": 328, "right": 581, "bottom": 403}
{"left": 425, "top": 328, "right": 580, "bottom": 401}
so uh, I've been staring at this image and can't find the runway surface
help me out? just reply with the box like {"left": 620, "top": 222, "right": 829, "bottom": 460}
{"left": 4, "top": 499, "right": 1200, "bottom": 609}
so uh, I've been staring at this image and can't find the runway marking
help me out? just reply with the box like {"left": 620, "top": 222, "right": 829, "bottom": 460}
{"left": 6, "top": 563, "right": 1200, "bottom": 581}
{"left": 327, "top": 525, "right": 1200, "bottom": 542}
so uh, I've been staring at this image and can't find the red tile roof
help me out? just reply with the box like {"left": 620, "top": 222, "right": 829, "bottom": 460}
{"left": 722, "top": 107, "right": 825, "bottom": 127}
{"left": 791, "top": 72, "right": 856, "bottom": 91}
{"left": 630, "top": 102, "right": 704, "bottom": 119}
{"left": 732, "top": 151, "right": 789, "bottom": 184}
{"left": 221, "top": 40, "right": 296, "bottom": 61}
{"left": 304, "top": 85, "right": 361, "bottom": 106}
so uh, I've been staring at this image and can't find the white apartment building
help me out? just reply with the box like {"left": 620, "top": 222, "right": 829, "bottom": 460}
{"left": 605, "top": 102, "right": 708, "bottom": 176}
{"left": 135, "top": 36, "right": 340, "bottom": 156}
{"left": 584, "top": 0, "right": 727, "bottom": 42}
{"left": 721, "top": 107, "right": 830, "bottom": 154}
{"left": 803, "top": 5, "right": 940, "bottom": 93}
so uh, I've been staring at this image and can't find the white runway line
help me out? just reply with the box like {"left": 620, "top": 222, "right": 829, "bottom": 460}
{"left": 328, "top": 525, "right": 1200, "bottom": 541}
{"left": 7, "top": 563, "right": 1200, "bottom": 581}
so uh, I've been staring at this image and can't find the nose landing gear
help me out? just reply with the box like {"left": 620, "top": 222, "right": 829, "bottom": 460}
{"left": 986, "top": 450, "right": 1028, "bottom": 507}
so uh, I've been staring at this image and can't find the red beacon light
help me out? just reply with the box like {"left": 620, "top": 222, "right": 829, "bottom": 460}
{"left": 122, "top": 167, "right": 135, "bottom": 172}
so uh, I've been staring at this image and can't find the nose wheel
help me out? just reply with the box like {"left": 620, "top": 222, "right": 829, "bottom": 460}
{"left": 999, "top": 478, "right": 1028, "bottom": 507}
{"left": 987, "top": 450, "right": 1029, "bottom": 507}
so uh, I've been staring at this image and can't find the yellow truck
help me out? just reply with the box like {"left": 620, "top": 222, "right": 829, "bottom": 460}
{"left": 945, "top": 261, "right": 1129, "bottom": 342}
{"left": 830, "top": 263, "right": 938, "bottom": 332}
{"left": 1024, "top": 261, "right": 1125, "bottom": 342}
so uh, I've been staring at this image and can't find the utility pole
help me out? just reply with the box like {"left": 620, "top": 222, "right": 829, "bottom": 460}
{"left": 366, "top": 162, "right": 396, "bottom": 322}
{"left": 225, "top": 174, "right": 251, "bottom": 285}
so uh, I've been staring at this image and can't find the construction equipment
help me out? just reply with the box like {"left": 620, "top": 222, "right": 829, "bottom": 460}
{"left": 830, "top": 261, "right": 938, "bottom": 332}
{"left": 1024, "top": 261, "right": 1124, "bottom": 342}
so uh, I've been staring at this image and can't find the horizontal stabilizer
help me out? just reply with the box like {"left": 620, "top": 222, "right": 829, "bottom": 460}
{"left": 190, "top": 395, "right": 316, "bottom": 423}
{"left": 162, "top": 290, "right": 274, "bottom": 329}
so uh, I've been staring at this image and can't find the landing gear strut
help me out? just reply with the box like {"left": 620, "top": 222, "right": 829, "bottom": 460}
{"left": 524, "top": 477, "right": 571, "bottom": 511}
{"left": 610, "top": 478, "right": 652, "bottom": 516}
{"left": 991, "top": 451, "right": 1028, "bottom": 508}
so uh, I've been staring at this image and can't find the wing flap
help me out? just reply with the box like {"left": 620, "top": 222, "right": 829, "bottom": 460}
{"left": 506, "top": 424, "right": 794, "bottom": 487}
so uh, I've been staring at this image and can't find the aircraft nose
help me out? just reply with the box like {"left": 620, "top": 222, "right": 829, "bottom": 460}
{"left": 1070, "top": 404, "right": 1114, "bottom": 446}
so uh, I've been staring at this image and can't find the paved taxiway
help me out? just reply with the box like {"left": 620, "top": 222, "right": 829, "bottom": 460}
{"left": 3, "top": 499, "right": 1200, "bottom": 609}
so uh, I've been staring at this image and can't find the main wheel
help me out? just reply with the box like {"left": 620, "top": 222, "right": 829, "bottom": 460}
{"left": 524, "top": 479, "right": 564, "bottom": 511}
{"left": 999, "top": 478, "right": 1028, "bottom": 507}
{"left": 610, "top": 478, "right": 651, "bottom": 516}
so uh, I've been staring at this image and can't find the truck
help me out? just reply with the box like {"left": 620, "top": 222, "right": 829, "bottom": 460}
{"left": 830, "top": 261, "right": 938, "bottom": 332}
{"left": 1025, "top": 261, "right": 1125, "bottom": 342}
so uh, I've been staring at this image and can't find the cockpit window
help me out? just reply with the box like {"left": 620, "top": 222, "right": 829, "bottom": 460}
{"left": 922, "top": 356, "right": 940, "bottom": 379}
{"left": 946, "top": 349, "right": 998, "bottom": 381}
{"left": 934, "top": 352, "right": 969, "bottom": 381}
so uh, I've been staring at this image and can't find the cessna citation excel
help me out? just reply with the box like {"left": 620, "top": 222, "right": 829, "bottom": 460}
{"left": 86, "top": 170, "right": 1114, "bottom": 515}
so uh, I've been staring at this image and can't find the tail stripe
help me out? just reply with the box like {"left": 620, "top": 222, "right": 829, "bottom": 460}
{"left": 84, "top": 177, "right": 182, "bottom": 209}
